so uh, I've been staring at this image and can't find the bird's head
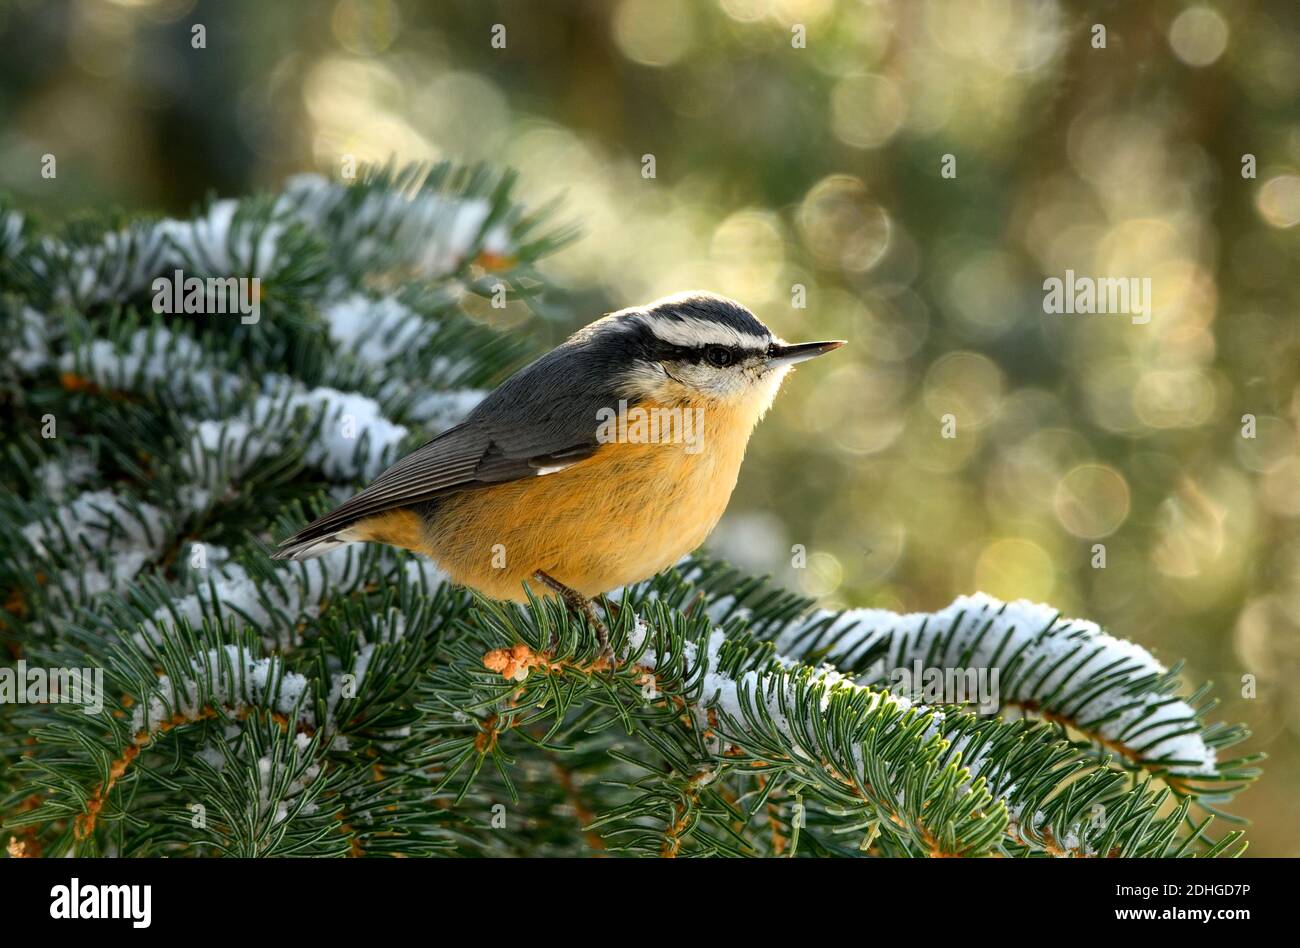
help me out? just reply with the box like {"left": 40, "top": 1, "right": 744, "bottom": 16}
{"left": 580, "top": 292, "right": 845, "bottom": 417}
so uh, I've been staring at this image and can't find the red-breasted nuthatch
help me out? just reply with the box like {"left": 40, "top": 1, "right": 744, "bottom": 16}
{"left": 273, "top": 292, "right": 844, "bottom": 643}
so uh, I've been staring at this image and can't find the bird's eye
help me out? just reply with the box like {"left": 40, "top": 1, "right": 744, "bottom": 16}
{"left": 704, "top": 346, "right": 733, "bottom": 367}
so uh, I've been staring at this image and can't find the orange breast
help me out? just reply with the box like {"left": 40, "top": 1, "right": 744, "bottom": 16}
{"left": 414, "top": 399, "right": 754, "bottom": 600}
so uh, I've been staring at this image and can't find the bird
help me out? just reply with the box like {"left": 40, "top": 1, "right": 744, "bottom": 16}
{"left": 273, "top": 291, "right": 844, "bottom": 651}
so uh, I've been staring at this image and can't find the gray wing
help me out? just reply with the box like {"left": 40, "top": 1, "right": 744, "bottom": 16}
{"left": 272, "top": 337, "right": 631, "bottom": 555}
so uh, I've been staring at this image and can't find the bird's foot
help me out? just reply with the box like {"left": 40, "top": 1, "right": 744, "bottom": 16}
{"left": 532, "top": 570, "right": 614, "bottom": 664}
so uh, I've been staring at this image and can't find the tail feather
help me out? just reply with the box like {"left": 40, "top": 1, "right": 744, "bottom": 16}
{"left": 271, "top": 529, "right": 356, "bottom": 561}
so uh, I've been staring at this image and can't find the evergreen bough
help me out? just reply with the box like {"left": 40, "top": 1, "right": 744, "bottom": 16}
{"left": 0, "top": 164, "right": 1260, "bottom": 858}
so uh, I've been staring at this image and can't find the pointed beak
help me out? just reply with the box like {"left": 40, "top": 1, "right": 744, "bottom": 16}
{"left": 766, "top": 339, "right": 847, "bottom": 368}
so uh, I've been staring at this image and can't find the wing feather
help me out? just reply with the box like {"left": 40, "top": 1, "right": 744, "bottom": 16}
{"left": 272, "top": 335, "right": 629, "bottom": 558}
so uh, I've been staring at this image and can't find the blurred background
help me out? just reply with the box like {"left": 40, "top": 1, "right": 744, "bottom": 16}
{"left": 1, "top": 0, "right": 1297, "bottom": 853}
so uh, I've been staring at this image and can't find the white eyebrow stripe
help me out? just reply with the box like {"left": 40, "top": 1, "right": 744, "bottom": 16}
{"left": 638, "top": 314, "right": 768, "bottom": 350}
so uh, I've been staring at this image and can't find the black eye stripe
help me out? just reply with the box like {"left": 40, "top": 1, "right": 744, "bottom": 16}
{"left": 616, "top": 323, "right": 766, "bottom": 366}
{"left": 675, "top": 344, "right": 749, "bottom": 365}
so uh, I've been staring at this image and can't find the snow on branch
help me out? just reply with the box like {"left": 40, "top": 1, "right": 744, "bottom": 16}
{"left": 480, "top": 587, "right": 1222, "bottom": 855}
{"left": 130, "top": 554, "right": 445, "bottom": 738}
{"left": 138, "top": 548, "right": 445, "bottom": 651}
{"left": 9, "top": 305, "right": 58, "bottom": 373}
{"left": 482, "top": 609, "right": 1107, "bottom": 856}
{"left": 259, "top": 375, "right": 409, "bottom": 481}
{"left": 33, "top": 225, "right": 172, "bottom": 308}
{"left": 277, "top": 172, "right": 513, "bottom": 278}
{"left": 164, "top": 199, "right": 295, "bottom": 280}
{"left": 21, "top": 489, "right": 166, "bottom": 560}
{"left": 58, "top": 326, "right": 244, "bottom": 404}
{"left": 129, "top": 643, "right": 314, "bottom": 735}
{"left": 138, "top": 550, "right": 366, "bottom": 651}
{"left": 322, "top": 293, "right": 435, "bottom": 365}
{"left": 774, "top": 593, "right": 1217, "bottom": 777}
{"left": 627, "top": 603, "right": 1191, "bottom": 856}
{"left": 19, "top": 490, "right": 170, "bottom": 603}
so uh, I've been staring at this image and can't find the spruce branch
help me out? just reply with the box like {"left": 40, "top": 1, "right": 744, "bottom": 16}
{"left": 0, "top": 163, "right": 1257, "bottom": 858}
{"left": 436, "top": 564, "right": 1254, "bottom": 857}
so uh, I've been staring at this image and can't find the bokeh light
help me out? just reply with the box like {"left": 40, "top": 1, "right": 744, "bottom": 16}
{"left": 1168, "top": 6, "right": 1230, "bottom": 68}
